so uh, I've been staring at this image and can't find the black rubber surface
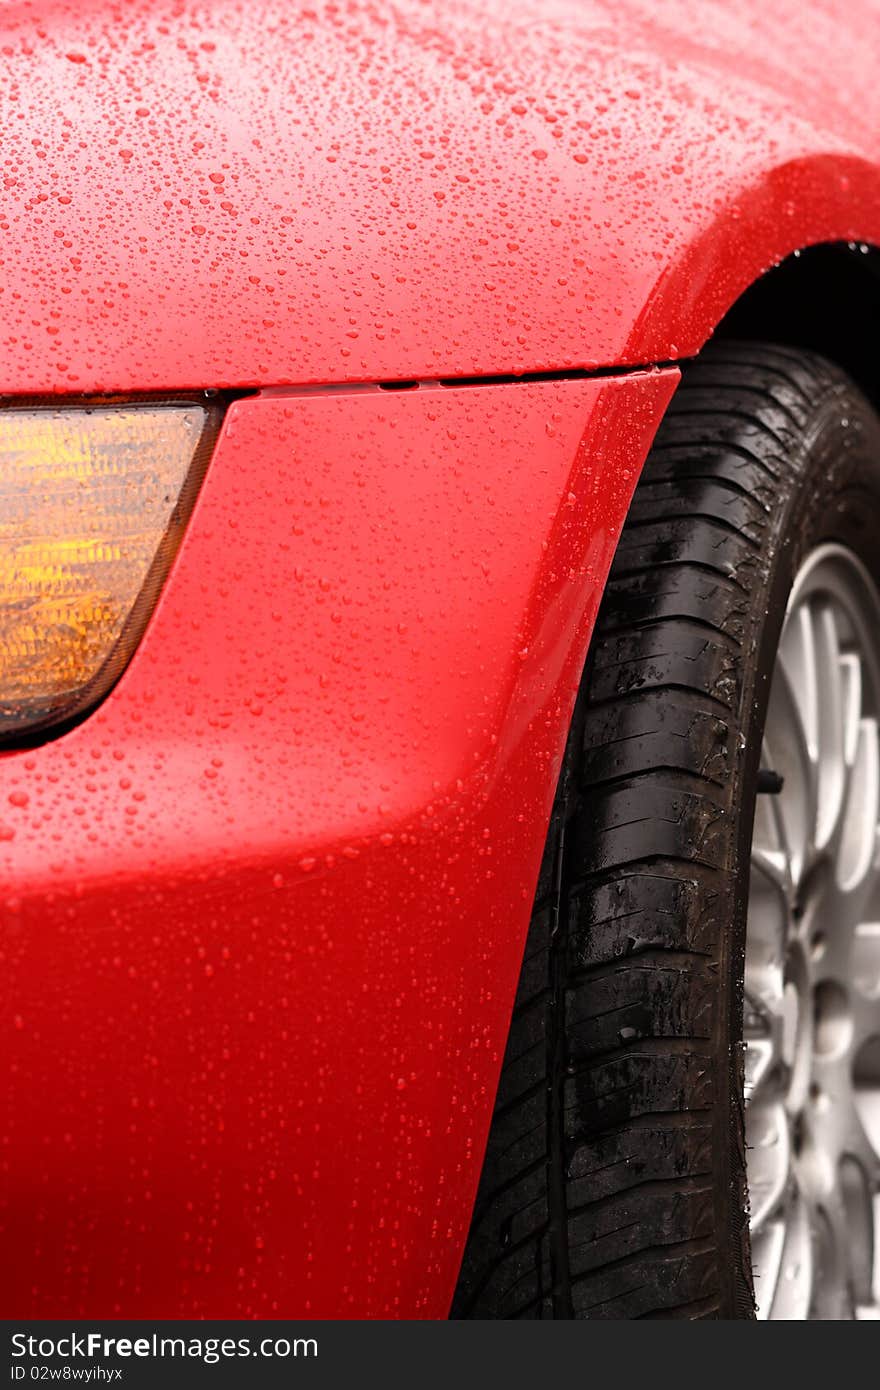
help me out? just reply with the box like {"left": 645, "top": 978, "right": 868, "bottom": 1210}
{"left": 451, "top": 342, "right": 880, "bottom": 1319}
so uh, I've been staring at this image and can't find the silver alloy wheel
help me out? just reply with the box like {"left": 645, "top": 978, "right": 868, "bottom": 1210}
{"left": 746, "top": 544, "right": 880, "bottom": 1319}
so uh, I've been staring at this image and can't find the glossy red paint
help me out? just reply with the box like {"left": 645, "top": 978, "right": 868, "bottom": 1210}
{"left": 4, "top": 0, "right": 880, "bottom": 1325}
{"left": 1, "top": 371, "right": 677, "bottom": 1316}
{"left": 1, "top": 1, "right": 880, "bottom": 396}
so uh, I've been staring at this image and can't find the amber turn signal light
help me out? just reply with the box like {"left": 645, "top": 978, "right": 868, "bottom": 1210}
{"left": 0, "top": 400, "right": 221, "bottom": 743}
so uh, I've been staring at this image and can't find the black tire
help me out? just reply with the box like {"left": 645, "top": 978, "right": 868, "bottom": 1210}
{"left": 451, "top": 342, "right": 880, "bottom": 1319}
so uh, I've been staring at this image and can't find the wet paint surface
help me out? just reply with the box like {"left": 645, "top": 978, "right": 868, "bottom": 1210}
{"left": 1, "top": 0, "right": 880, "bottom": 394}
{"left": 0, "top": 371, "right": 677, "bottom": 1315}
{"left": 3, "top": 0, "right": 880, "bottom": 1323}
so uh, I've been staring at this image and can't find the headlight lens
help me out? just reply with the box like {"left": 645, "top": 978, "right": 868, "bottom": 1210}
{"left": 0, "top": 400, "right": 220, "bottom": 743}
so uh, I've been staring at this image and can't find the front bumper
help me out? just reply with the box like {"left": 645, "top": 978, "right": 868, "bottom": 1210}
{"left": 1, "top": 369, "right": 677, "bottom": 1317}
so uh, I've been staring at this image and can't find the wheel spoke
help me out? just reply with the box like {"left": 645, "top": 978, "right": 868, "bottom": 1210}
{"left": 746, "top": 1099, "right": 790, "bottom": 1233}
{"left": 853, "top": 921, "right": 880, "bottom": 1002}
{"left": 838, "top": 1156, "right": 877, "bottom": 1313}
{"left": 813, "top": 601, "right": 847, "bottom": 851}
{"left": 751, "top": 1218, "right": 786, "bottom": 1320}
{"left": 839, "top": 652, "right": 862, "bottom": 768}
{"left": 743, "top": 994, "right": 781, "bottom": 1100}
{"left": 808, "top": 1191, "right": 851, "bottom": 1319}
{"left": 778, "top": 600, "right": 820, "bottom": 762}
{"left": 853, "top": 1034, "right": 880, "bottom": 1160}
{"left": 854, "top": 1193, "right": 880, "bottom": 1319}
{"left": 767, "top": 1190, "right": 813, "bottom": 1320}
{"left": 837, "top": 716, "right": 880, "bottom": 895}
{"left": 745, "top": 816, "right": 787, "bottom": 1107}
{"left": 750, "top": 844, "right": 792, "bottom": 901}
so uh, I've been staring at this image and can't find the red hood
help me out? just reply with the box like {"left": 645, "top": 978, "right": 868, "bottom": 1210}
{"left": 2, "top": 0, "right": 880, "bottom": 394}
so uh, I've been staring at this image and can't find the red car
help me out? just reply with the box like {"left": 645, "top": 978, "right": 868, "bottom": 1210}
{"left": 2, "top": 0, "right": 880, "bottom": 1322}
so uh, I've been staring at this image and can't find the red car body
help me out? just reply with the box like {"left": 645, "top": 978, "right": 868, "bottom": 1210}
{"left": 2, "top": 0, "right": 880, "bottom": 1318}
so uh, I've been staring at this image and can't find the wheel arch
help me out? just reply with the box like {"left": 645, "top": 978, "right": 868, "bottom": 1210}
{"left": 711, "top": 241, "right": 880, "bottom": 410}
